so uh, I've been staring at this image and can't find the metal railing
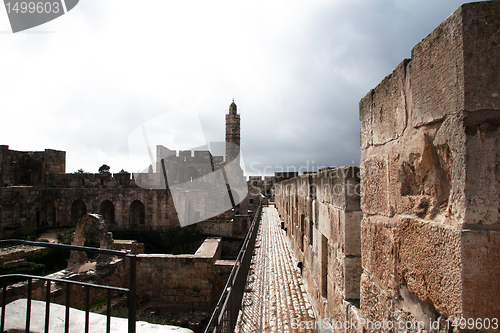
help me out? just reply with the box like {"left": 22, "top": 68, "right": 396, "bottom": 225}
{"left": 0, "top": 240, "right": 137, "bottom": 333}
{"left": 204, "top": 198, "right": 263, "bottom": 333}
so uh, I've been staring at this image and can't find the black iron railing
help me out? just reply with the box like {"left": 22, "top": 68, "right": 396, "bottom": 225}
{"left": 0, "top": 240, "right": 137, "bottom": 333}
{"left": 204, "top": 198, "right": 263, "bottom": 333}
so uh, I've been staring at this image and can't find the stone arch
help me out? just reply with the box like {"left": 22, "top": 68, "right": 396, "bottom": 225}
{"left": 99, "top": 200, "right": 115, "bottom": 225}
{"left": 40, "top": 199, "right": 56, "bottom": 226}
{"left": 129, "top": 200, "right": 145, "bottom": 226}
{"left": 68, "top": 214, "right": 113, "bottom": 265}
{"left": 71, "top": 200, "right": 87, "bottom": 226}
{"left": 183, "top": 166, "right": 198, "bottom": 182}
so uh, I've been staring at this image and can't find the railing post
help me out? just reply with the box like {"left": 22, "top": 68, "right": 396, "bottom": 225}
{"left": 128, "top": 255, "right": 136, "bottom": 333}
{"left": 45, "top": 281, "right": 51, "bottom": 333}
{"left": 1, "top": 279, "right": 6, "bottom": 333}
{"left": 85, "top": 285, "right": 90, "bottom": 333}
{"left": 106, "top": 289, "right": 111, "bottom": 333}
{"left": 26, "top": 277, "right": 32, "bottom": 333}
{"left": 65, "top": 282, "right": 70, "bottom": 333}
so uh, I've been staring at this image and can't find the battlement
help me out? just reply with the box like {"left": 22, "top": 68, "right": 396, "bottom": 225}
{"left": 0, "top": 146, "right": 65, "bottom": 187}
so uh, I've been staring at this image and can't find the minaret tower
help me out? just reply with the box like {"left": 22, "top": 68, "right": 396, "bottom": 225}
{"left": 225, "top": 99, "right": 240, "bottom": 163}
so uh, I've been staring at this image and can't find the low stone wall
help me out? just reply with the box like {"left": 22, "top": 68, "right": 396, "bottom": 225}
{"left": 0, "top": 245, "right": 52, "bottom": 265}
{"left": 134, "top": 238, "right": 223, "bottom": 313}
{"left": 112, "top": 240, "right": 145, "bottom": 254}
{"left": 275, "top": 167, "right": 363, "bottom": 326}
{"left": 2, "top": 237, "right": 232, "bottom": 315}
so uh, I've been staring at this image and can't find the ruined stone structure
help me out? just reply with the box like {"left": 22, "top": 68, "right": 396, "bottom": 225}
{"left": 0, "top": 101, "right": 260, "bottom": 237}
{"left": 3, "top": 237, "right": 232, "bottom": 315}
{"left": 276, "top": 2, "right": 500, "bottom": 331}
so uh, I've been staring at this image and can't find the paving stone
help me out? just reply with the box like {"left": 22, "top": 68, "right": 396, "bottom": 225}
{"left": 235, "top": 207, "right": 316, "bottom": 333}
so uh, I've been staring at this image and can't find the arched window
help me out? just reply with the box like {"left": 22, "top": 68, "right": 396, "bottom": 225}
{"left": 183, "top": 166, "right": 198, "bottom": 182}
{"left": 99, "top": 200, "right": 115, "bottom": 225}
{"left": 71, "top": 200, "right": 87, "bottom": 226}
{"left": 30, "top": 169, "right": 41, "bottom": 186}
{"left": 129, "top": 200, "right": 145, "bottom": 226}
{"left": 41, "top": 200, "right": 56, "bottom": 226}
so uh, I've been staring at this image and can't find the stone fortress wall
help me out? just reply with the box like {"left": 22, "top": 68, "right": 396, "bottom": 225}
{"left": 0, "top": 101, "right": 260, "bottom": 237}
{"left": 276, "top": 2, "right": 500, "bottom": 331}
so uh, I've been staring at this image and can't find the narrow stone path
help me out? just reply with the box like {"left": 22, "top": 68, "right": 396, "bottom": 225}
{"left": 235, "top": 206, "right": 316, "bottom": 333}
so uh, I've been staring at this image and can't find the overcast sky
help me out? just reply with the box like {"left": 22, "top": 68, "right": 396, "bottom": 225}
{"left": 0, "top": 0, "right": 476, "bottom": 176}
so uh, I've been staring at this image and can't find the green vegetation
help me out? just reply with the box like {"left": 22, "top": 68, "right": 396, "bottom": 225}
{"left": 0, "top": 250, "right": 69, "bottom": 284}
{"left": 56, "top": 227, "right": 75, "bottom": 244}
{"left": 0, "top": 225, "right": 38, "bottom": 241}
{"left": 98, "top": 164, "right": 110, "bottom": 173}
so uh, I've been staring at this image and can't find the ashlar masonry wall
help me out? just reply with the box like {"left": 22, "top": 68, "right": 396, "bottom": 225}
{"left": 360, "top": 1, "right": 500, "bottom": 331}
{"left": 275, "top": 167, "right": 363, "bottom": 326}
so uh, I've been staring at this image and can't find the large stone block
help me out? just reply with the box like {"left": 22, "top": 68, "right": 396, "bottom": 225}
{"left": 462, "top": 2, "right": 500, "bottom": 112}
{"left": 360, "top": 60, "right": 408, "bottom": 147}
{"left": 314, "top": 167, "right": 360, "bottom": 211}
{"left": 411, "top": 2, "right": 500, "bottom": 128}
{"left": 344, "top": 256, "right": 362, "bottom": 300}
{"left": 395, "top": 217, "right": 462, "bottom": 318}
{"left": 361, "top": 216, "right": 397, "bottom": 296}
{"left": 461, "top": 229, "right": 500, "bottom": 320}
{"left": 411, "top": 8, "right": 464, "bottom": 127}
{"left": 359, "top": 90, "right": 373, "bottom": 149}
{"left": 463, "top": 114, "right": 500, "bottom": 225}
{"left": 343, "top": 210, "right": 362, "bottom": 257}
{"left": 317, "top": 202, "right": 331, "bottom": 241}
{"left": 388, "top": 132, "right": 450, "bottom": 221}
{"left": 360, "top": 155, "right": 391, "bottom": 217}
{"left": 360, "top": 272, "right": 394, "bottom": 328}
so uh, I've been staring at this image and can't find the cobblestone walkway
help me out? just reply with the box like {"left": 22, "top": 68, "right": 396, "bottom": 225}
{"left": 235, "top": 206, "right": 316, "bottom": 333}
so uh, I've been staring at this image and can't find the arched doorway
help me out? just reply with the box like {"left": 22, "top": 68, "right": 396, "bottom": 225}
{"left": 71, "top": 200, "right": 87, "bottom": 226}
{"left": 129, "top": 200, "right": 145, "bottom": 227}
{"left": 99, "top": 200, "right": 115, "bottom": 225}
{"left": 30, "top": 169, "right": 41, "bottom": 186}
{"left": 41, "top": 200, "right": 56, "bottom": 226}
{"left": 183, "top": 166, "right": 198, "bottom": 182}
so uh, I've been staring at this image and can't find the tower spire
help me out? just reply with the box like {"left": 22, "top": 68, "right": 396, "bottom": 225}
{"left": 225, "top": 99, "right": 240, "bottom": 162}
{"left": 229, "top": 99, "right": 237, "bottom": 114}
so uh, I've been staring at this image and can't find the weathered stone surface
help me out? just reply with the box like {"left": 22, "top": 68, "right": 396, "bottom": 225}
{"left": 411, "top": 5, "right": 464, "bottom": 127}
{"left": 360, "top": 272, "right": 394, "bottom": 328}
{"left": 395, "top": 217, "right": 462, "bottom": 318}
{"left": 360, "top": 155, "right": 391, "bottom": 217}
{"left": 359, "top": 90, "right": 373, "bottom": 149}
{"left": 412, "top": 2, "right": 500, "bottom": 128}
{"left": 463, "top": 115, "right": 500, "bottom": 225}
{"left": 275, "top": 166, "right": 362, "bottom": 324}
{"left": 388, "top": 132, "right": 450, "bottom": 220}
{"left": 343, "top": 210, "right": 363, "bottom": 257}
{"left": 462, "top": 1, "right": 500, "bottom": 112}
{"left": 461, "top": 229, "right": 500, "bottom": 320}
{"left": 362, "top": 60, "right": 409, "bottom": 146}
{"left": 344, "top": 256, "right": 362, "bottom": 300}
{"left": 361, "top": 216, "right": 397, "bottom": 296}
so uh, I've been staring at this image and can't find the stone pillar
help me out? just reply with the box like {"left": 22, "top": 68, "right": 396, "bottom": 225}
{"left": 359, "top": 2, "right": 500, "bottom": 330}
